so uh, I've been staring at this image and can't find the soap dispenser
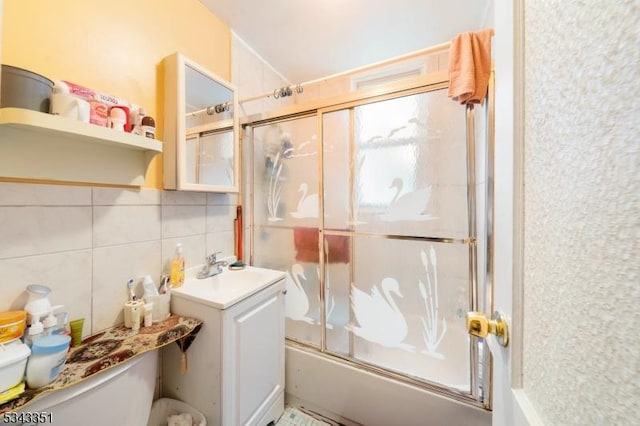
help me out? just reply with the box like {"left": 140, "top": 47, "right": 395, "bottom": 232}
{"left": 24, "top": 314, "right": 44, "bottom": 348}
{"left": 42, "top": 305, "right": 63, "bottom": 337}
{"left": 42, "top": 311, "right": 57, "bottom": 337}
{"left": 169, "top": 243, "right": 185, "bottom": 288}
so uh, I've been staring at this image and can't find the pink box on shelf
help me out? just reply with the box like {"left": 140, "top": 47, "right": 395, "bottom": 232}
{"left": 89, "top": 100, "right": 108, "bottom": 127}
{"left": 62, "top": 80, "right": 131, "bottom": 129}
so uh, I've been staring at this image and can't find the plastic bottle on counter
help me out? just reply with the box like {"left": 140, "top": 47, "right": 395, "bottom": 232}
{"left": 131, "top": 304, "right": 141, "bottom": 332}
{"left": 42, "top": 310, "right": 58, "bottom": 337}
{"left": 130, "top": 107, "right": 145, "bottom": 135}
{"left": 169, "top": 243, "right": 185, "bottom": 288}
{"left": 107, "top": 106, "right": 128, "bottom": 131}
{"left": 141, "top": 114, "right": 156, "bottom": 139}
{"left": 142, "top": 275, "right": 159, "bottom": 299}
{"left": 25, "top": 334, "right": 71, "bottom": 388}
{"left": 143, "top": 303, "right": 153, "bottom": 327}
{"left": 53, "top": 311, "right": 70, "bottom": 337}
{"left": 23, "top": 314, "right": 44, "bottom": 348}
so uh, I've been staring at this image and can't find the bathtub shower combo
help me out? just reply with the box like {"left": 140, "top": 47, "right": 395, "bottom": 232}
{"left": 246, "top": 69, "right": 493, "bottom": 409}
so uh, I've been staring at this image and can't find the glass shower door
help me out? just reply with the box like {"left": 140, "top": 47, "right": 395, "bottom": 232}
{"left": 251, "top": 115, "right": 323, "bottom": 347}
{"left": 321, "top": 89, "right": 474, "bottom": 392}
{"left": 250, "top": 84, "right": 487, "bottom": 402}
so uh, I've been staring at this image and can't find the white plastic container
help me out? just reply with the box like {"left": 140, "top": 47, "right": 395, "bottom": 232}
{"left": 25, "top": 334, "right": 71, "bottom": 389}
{"left": 0, "top": 340, "right": 31, "bottom": 393}
{"left": 124, "top": 300, "right": 144, "bottom": 328}
{"left": 146, "top": 292, "right": 171, "bottom": 323}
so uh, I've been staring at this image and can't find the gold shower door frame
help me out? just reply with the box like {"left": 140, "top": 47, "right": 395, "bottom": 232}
{"left": 245, "top": 71, "right": 494, "bottom": 409}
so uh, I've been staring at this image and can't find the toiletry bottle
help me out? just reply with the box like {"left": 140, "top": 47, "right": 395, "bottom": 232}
{"left": 131, "top": 304, "right": 141, "bottom": 332}
{"left": 142, "top": 275, "right": 159, "bottom": 298}
{"left": 41, "top": 305, "right": 63, "bottom": 337}
{"left": 42, "top": 309, "right": 58, "bottom": 337}
{"left": 24, "top": 314, "right": 44, "bottom": 347}
{"left": 128, "top": 104, "right": 140, "bottom": 133}
{"left": 143, "top": 303, "right": 153, "bottom": 327}
{"left": 54, "top": 311, "right": 70, "bottom": 336}
{"left": 169, "top": 243, "right": 185, "bottom": 288}
{"left": 141, "top": 114, "right": 155, "bottom": 139}
{"left": 131, "top": 107, "right": 145, "bottom": 135}
{"left": 124, "top": 300, "right": 143, "bottom": 328}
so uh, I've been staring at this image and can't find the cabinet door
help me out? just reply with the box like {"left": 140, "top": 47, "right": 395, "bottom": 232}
{"left": 163, "top": 52, "right": 240, "bottom": 192}
{"left": 223, "top": 280, "right": 285, "bottom": 425}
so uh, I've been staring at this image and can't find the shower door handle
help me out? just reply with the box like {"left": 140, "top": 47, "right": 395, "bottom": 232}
{"left": 466, "top": 311, "right": 509, "bottom": 347}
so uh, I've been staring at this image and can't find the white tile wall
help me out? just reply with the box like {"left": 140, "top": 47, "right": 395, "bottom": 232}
{"left": 93, "top": 187, "right": 161, "bottom": 206}
{"left": 0, "top": 182, "right": 91, "bottom": 206}
{"left": 0, "top": 250, "right": 92, "bottom": 327}
{"left": 92, "top": 240, "right": 162, "bottom": 331}
{"left": 162, "top": 205, "right": 206, "bottom": 238}
{"left": 94, "top": 205, "right": 162, "bottom": 247}
{"left": 0, "top": 206, "right": 93, "bottom": 259}
{"left": 231, "top": 32, "right": 293, "bottom": 118}
{"left": 0, "top": 182, "right": 238, "bottom": 336}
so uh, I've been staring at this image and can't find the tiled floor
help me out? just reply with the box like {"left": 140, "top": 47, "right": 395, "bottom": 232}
{"left": 275, "top": 406, "right": 337, "bottom": 426}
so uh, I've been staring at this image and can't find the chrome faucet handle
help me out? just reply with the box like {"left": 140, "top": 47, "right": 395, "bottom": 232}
{"left": 206, "top": 251, "right": 222, "bottom": 264}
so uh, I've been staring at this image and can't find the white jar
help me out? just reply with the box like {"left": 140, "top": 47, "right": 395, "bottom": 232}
{"left": 25, "top": 334, "right": 71, "bottom": 389}
{"left": 0, "top": 340, "right": 31, "bottom": 393}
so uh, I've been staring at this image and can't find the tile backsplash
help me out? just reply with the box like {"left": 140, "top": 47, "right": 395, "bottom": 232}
{"left": 0, "top": 182, "right": 238, "bottom": 336}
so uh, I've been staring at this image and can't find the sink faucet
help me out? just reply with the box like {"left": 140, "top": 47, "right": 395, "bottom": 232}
{"left": 197, "top": 252, "right": 228, "bottom": 279}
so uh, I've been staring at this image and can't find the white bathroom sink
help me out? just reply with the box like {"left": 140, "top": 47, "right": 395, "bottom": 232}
{"left": 170, "top": 264, "right": 286, "bottom": 309}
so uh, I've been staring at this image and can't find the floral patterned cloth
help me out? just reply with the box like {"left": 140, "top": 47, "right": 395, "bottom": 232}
{"left": 0, "top": 315, "right": 202, "bottom": 414}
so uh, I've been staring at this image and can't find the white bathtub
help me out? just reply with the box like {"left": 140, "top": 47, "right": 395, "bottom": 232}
{"left": 285, "top": 344, "right": 491, "bottom": 426}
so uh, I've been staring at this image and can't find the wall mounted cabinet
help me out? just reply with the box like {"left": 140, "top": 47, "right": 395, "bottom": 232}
{"left": 0, "top": 107, "right": 162, "bottom": 186}
{"left": 163, "top": 52, "right": 240, "bottom": 192}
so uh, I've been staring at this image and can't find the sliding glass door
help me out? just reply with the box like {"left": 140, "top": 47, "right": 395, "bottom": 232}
{"left": 250, "top": 82, "right": 489, "bottom": 404}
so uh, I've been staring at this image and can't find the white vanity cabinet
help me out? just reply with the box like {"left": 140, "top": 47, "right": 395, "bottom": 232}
{"left": 162, "top": 274, "right": 286, "bottom": 426}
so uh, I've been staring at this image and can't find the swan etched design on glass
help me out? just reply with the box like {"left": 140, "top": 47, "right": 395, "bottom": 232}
{"left": 419, "top": 245, "right": 447, "bottom": 359}
{"left": 285, "top": 263, "right": 315, "bottom": 324}
{"left": 266, "top": 151, "right": 284, "bottom": 221}
{"left": 380, "top": 177, "right": 437, "bottom": 222}
{"left": 290, "top": 182, "right": 319, "bottom": 219}
{"left": 347, "top": 278, "right": 414, "bottom": 350}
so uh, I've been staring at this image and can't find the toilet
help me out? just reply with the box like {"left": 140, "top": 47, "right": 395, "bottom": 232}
{"left": 15, "top": 350, "right": 157, "bottom": 425}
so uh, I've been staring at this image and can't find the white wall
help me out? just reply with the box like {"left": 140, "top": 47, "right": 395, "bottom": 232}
{"left": 523, "top": 1, "right": 639, "bottom": 425}
{"left": 231, "top": 32, "right": 292, "bottom": 118}
{"left": 0, "top": 183, "right": 237, "bottom": 336}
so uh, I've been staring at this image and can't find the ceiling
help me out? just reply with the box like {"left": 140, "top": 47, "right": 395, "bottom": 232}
{"left": 199, "top": 0, "right": 494, "bottom": 83}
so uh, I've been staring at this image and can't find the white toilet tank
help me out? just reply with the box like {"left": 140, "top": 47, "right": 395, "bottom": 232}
{"left": 15, "top": 350, "right": 158, "bottom": 426}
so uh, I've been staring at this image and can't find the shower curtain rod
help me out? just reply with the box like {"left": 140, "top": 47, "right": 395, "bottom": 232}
{"left": 186, "top": 41, "right": 451, "bottom": 118}
{"left": 238, "top": 41, "right": 451, "bottom": 104}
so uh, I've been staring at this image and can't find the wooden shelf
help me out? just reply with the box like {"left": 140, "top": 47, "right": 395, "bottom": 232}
{"left": 0, "top": 107, "right": 163, "bottom": 186}
{"left": 0, "top": 315, "right": 202, "bottom": 414}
